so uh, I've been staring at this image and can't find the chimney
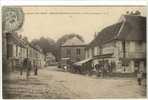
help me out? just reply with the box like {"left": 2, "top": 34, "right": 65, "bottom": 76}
{"left": 126, "top": 11, "right": 129, "bottom": 15}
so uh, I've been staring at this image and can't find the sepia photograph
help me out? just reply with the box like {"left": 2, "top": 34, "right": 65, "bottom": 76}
{"left": 2, "top": 5, "right": 146, "bottom": 99}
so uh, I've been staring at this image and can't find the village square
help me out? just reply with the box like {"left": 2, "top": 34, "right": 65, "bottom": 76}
{"left": 2, "top": 6, "right": 147, "bottom": 99}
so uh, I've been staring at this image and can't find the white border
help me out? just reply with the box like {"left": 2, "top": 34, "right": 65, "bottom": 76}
{"left": 0, "top": 4, "right": 2, "bottom": 100}
{"left": 0, "top": 0, "right": 147, "bottom": 6}
{"left": 0, "top": 0, "right": 147, "bottom": 99}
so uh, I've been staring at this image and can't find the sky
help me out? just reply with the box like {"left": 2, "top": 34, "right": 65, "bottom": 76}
{"left": 18, "top": 6, "right": 146, "bottom": 44}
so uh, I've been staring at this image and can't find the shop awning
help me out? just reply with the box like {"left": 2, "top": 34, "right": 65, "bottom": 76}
{"left": 61, "top": 57, "right": 70, "bottom": 60}
{"left": 94, "top": 53, "right": 113, "bottom": 59}
{"left": 74, "top": 58, "right": 93, "bottom": 66}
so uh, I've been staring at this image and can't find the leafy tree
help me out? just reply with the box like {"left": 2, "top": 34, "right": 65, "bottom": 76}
{"left": 31, "top": 37, "right": 57, "bottom": 60}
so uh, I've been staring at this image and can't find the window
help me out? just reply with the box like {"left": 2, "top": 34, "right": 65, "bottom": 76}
{"left": 20, "top": 48, "right": 22, "bottom": 57}
{"left": 91, "top": 48, "right": 94, "bottom": 56}
{"left": 129, "top": 42, "right": 135, "bottom": 52}
{"left": 76, "top": 48, "right": 81, "bottom": 55}
{"left": 66, "top": 49, "right": 71, "bottom": 56}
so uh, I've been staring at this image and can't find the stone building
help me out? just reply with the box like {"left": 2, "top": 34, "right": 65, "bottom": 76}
{"left": 2, "top": 32, "right": 8, "bottom": 72}
{"left": 6, "top": 33, "right": 28, "bottom": 71}
{"left": 28, "top": 44, "right": 45, "bottom": 68}
{"left": 86, "top": 14, "right": 146, "bottom": 73}
{"left": 5, "top": 32, "right": 45, "bottom": 71}
{"left": 61, "top": 36, "right": 86, "bottom": 63}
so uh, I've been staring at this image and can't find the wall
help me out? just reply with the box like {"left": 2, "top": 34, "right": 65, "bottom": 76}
{"left": 125, "top": 41, "right": 146, "bottom": 59}
{"left": 61, "top": 46, "right": 86, "bottom": 62}
{"left": 114, "top": 40, "right": 146, "bottom": 73}
{"left": 102, "top": 41, "right": 115, "bottom": 55}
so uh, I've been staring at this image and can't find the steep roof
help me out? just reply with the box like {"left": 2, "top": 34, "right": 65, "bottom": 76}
{"left": 61, "top": 36, "right": 86, "bottom": 46}
{"left": 89, "top": 22, "right": 122, "bottom": 47}
{"left": 6, "top": 32, "right": 27, "bottom": 48}
{"left": 117, "top": 15, "right": 146, "bottom": 41}
{"left": 89, "top": 15, "right": 146, "bottom": 47}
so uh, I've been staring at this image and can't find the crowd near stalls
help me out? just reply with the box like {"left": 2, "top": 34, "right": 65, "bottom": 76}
{"left": 60, "top": 13, "right": 146, "bottom": 77}
{"left": 3, "top": 32, "right": 46, "bottom": 72}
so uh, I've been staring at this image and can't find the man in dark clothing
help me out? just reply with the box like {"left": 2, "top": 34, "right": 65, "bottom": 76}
{"left": 26, "top": 58, "right": 32, "bottom": 80}
{"left": 110, "top": 61, "right": 116, "bottom": 73}
{"left": 34, "top": 62, "right": 38, "bottom": 75}
{"left": 21, "top": 58, "right": 27, "bottom": 76}
{"left": 95, "top": 63, "right": 100, "bottom": 77}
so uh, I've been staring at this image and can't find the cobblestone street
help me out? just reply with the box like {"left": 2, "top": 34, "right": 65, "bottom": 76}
{"left": 3, "top": 67, "right": 146, "bottom": 99}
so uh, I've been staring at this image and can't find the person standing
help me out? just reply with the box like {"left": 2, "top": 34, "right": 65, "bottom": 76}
{"left": 33, "top": 60, "right": 38, "bottom": 75}
{"left": 96, "top": 63, "right": 101, "bottom": 77}
{"left": 21, "top": 58, "right": 27, "bottom": 76}
{"left": 101, "top": 62, "right": 105, "bottom": 77}
{"left": 137, "top": 71, "right": 143, "bottom": 86}
{"left": 26, "top": 58, "right": 32, "bottom": 80}
{"left": 34, "top": 61, "right": 37, "bottom": 75}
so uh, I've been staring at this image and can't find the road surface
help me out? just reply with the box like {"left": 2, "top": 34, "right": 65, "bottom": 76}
{"left": 3, "top": 66, "right": 146, "bottom": 99}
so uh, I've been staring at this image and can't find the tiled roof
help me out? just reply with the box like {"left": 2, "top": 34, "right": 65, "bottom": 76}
{"left": 61, "top": 36, "right": 86, "bottom": 46}
{"left": 89, "top": 15, "right": 146, "bottom": 47}
{"left": 89, "top": 22, "right": 122, "bottom": 47}
{"left": 117, "top": 15, "right": 146, "bottom": 41}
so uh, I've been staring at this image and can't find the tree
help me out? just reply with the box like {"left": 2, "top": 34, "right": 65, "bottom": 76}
{"left": 31, "top": 37, "right": 57, "bottom": 60}
{"left": 31, "top": 34, "right": 84, "bottom": 61}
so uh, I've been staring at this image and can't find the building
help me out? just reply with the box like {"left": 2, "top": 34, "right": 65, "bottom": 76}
{"left": 5, "top": 32, "right": 45, "bottom": 71}
{"left": 6, "top": 32, "right": 28, "bottom": 71}
{"left": 86, "top": 14, "right": 146, "bottom": 73}
{"left": 61, "top": 36, "right": 86, "bottom": 63}
{"left": 45, "top": 52, "right": 56, "bottom": 66}
{"left": 2, "top": 32, "right": 9, "bottom": 72}
{"left": 28, "top": 44, "right": 45, "bottom": 68}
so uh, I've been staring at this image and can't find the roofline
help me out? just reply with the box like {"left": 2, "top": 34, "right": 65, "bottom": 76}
{"left": 61, "top": 45, "right": 87, "bottom": 47}
{"left": 115, "top": 21, "right": 125, "bottom": 39}
{"left": 7, "top": 33, "right": 27, "bottom": 48}
{"left": 116, "top": 38, "right": 146, "bottom": 41}
{"left": 29, "top": 44, "right": 44, "bottom": 54}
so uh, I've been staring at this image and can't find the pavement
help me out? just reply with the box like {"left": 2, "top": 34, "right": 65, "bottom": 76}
{"left": 3, "top": 66, "right": 147, "bottom": 99}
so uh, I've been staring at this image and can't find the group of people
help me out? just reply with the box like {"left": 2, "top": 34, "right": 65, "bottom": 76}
{"left": 94, "top": 61, "right": 116, "bottom": 77}
{"left": 66, "top": 60, "right": 116, "bottom": 77}
{"left": 63, "top": 59, "right": 146, "bottom": 86}
{"left": 20, "top": 58, "right": 38, "bottom": 80}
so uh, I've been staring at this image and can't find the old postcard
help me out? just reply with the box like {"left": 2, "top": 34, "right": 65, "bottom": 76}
{"left": 2, "top": 5, "right": 146, "bottom": 99}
